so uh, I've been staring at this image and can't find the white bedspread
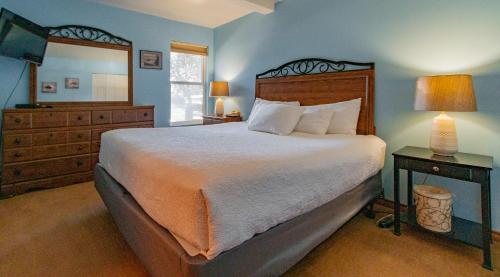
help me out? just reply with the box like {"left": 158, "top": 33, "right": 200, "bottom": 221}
{"left": 99, "top": 122, "right": 386, "bottom": 259}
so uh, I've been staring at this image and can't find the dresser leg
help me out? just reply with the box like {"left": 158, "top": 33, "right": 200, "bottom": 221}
{"left": 394, "top": 160, "right": 401, "bottom": 236}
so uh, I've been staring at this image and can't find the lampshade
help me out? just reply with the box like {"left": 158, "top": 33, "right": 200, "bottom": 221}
{"left": 414, "top": 74, "right": 477, "bottom": 112}
{"left": 209, "top": 81, "right": 229, "bottom": 97}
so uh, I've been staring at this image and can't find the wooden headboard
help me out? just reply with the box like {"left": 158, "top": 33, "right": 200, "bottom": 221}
{"left": 255, "top": 58, "right": 375, "bottom": 135}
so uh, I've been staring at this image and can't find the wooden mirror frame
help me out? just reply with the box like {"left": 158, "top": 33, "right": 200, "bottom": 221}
{"left": 30, "top": 25, "right": 133, "bottom": 106}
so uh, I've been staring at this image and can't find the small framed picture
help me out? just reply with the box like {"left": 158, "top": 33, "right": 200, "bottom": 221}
{"left": 140, "top": 50, "right": 163, "bottom": 69}
{"left": 65, "top": 78, "right": 79, "bottom": 89}
{"left": 41, "top": 82, "right": 57, "bottom": 93}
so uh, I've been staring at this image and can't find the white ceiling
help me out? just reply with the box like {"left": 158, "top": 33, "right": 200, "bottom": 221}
{"left": 88, "top": 0, "right": 276, "bottom": 28}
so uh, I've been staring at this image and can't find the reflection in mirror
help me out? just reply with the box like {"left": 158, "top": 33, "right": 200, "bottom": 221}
{"left": 37, "top": 42, "right": 128, "bottom": 102}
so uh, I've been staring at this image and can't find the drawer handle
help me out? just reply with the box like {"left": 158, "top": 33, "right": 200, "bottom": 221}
{"left": 143, "top": 112, "right": 148, "bottom": 117}
{"left": 99, "top": 115, "right": 104, "bottom": 119}
{"left": 14, "top": 152, "right": 22, "bottom": 158}
{"left": 49, "top": 133, "right": 53, "bottom": 137}
{"left": 14, "top": 138, "right": 21, "bottom": 145}
{"left": 78, "top": 146, "right": 84, "bottom": 151}
{"left": 77, "top": 116, "right": 83, "bottom": 120}
{"left": 14, "top": 118, "right": 21, "bottom": 123}
{"left": 13, "top": 169, "right": 21, "bottom": 176}
{"left": 76, "top": 160, "right": 83, "bottom": 167}
{"left": 77, "top": 134, "right": 83, "bottom": 139}
{"left": 432, "top": 166, "right": 440, "bottom": 172}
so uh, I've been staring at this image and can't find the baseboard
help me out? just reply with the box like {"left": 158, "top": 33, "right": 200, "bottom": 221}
{"left": 375, "top": 199, "right": 500, "bottom": 242}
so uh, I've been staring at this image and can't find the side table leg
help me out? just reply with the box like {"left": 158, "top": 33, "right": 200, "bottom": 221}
{"left": 481, "top": 177, "right": 492, "bottom": 270}
{"left": 394, "top": 159, "right": 401, "bottom": 236}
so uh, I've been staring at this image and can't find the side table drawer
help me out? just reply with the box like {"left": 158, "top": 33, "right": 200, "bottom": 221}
{"left": 406, "top": 159, "right": 472, "bottom": 181}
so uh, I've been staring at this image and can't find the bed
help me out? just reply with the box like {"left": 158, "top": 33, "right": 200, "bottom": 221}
{"left": 95, "top": 58, "right": 384, "bottom": 276}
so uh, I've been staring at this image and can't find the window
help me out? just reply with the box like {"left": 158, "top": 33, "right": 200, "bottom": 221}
{"left": 170, "top": 42, "right": 208, "bottom": 126}
{"left": 92, "top": 74, "right": 128, "bottom": 101}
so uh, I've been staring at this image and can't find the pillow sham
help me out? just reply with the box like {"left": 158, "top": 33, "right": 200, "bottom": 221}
{"left": 247, "top": 103, "right": 303, "bottom": 136}
{"left": 294, "top": 108, "right": 335, "bottom": 135}
{"left": 247, "top": 98, "right": 300, "bottom": 125}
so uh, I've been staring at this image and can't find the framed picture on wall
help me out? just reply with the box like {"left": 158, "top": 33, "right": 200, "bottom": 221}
{"left": 65, "top": 78, "right": 79, "bottom": 89}
{"left": 140, "top": 50, "right": 163, "bottom": 69}
{"left": 41, "top": 82, "right": 57, "bottom": 93}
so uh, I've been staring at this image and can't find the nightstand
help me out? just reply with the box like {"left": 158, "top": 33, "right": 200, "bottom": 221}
{"left": 202, "top": 115, "right": 242, "bottom": 125}
{"left": 393, "top": 146, "right": 493, "bottom": 270}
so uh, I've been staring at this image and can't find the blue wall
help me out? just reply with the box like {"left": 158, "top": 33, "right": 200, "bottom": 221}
{"left": 214, "top": 0, "right": 500, "bottom": 230}
{"left": 38, "top": 57, "right": 128, "bottom": 102}
{"left": 0, "top": 0, "right": 214, "bottom": 127}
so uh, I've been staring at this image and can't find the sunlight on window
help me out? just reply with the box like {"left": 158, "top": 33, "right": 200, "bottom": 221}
{"left": 170, "top": 52, "right": 205, "bottom": 125}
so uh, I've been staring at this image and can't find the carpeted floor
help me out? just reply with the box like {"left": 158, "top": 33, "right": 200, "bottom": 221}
{"left": 0, "top": 182, "right": 498, "bottom": 277}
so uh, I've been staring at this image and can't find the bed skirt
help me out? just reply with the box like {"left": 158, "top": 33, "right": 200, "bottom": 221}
{"left": 95, "top": 165, "right": 382, "bottom": 277}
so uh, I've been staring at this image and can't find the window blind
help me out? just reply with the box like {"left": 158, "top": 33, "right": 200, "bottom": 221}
{"left": 171, "top": 41, "right": 208, "bottom": 56}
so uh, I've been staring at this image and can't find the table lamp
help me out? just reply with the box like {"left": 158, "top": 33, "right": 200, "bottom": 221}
{"left": 415, "top": 74, "right": 477, "bottom": 156}
{"left": 210, "top": 81, "right": 229, "bottom": 117}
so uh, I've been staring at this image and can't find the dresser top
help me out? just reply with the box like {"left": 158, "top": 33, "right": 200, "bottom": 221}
{"left": 3, "top": 105, "right": 154, "bottom": 113}
{"left": 393, "top": 146, "right": 493, "bottom": 169}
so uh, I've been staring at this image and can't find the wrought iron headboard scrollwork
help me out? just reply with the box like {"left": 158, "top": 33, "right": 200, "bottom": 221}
{"left": 46, "top": 25, "right": 132, "bottom": 46}
{"left": 256, "top": 58, "right": 374, "bottom": 79}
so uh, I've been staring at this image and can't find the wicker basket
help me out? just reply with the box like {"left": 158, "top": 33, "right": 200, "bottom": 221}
{"left": 413, "top": 185, "right": 452, "bottom": 233}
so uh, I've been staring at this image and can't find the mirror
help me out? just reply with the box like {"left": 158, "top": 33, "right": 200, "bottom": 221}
{"left": 30, "top": 25, "right": 133, "bottom": 105}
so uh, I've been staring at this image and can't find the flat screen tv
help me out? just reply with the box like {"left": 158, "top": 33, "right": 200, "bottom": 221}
{"left": 0, "top": 8, "right": 48, "bottom": 65}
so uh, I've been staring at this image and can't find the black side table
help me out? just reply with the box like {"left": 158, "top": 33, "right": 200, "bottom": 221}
{"left": 393, "top": 146, "right": 493, "bottom": 270}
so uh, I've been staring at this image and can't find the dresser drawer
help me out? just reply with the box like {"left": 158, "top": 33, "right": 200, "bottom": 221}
{"left": 91, "top": 141, "right": 101, "bottom": 153}
{"left": 69, "top": 111, "right": 91, "bottom": 126}
{"left": 4, "top": 148, "right": 32, "bottom": 163}
{"left": 3, "top": 113, "right": 31, "bottom": 130}
{"left": 91, "top": 111, "right": 112, "bottom": 125}
{"left": 137, "top": 109, "right": 154, "bottom": 121}
{"left": 67, "top": 143, "right": 90, "bottom": 155}
{"left": 112, "top": 110, "right": 137, "bottom": 123}
{"left": 32, "top": 144, "right": 68, "bottom": 160}
{"left": 68, "top": 130, "right": 91, "bottom": 143}
{"left": 3, "top": 134, "right": 32, "bottom": 149}
{"left": 406, "top": 159, "right": 472, "bottom": 181}
{"left": 32, "top": 112, "right": 68, "bottom": 128}
{"left": 32, "top": 131, "right": 67, "bottom": 146}
{"left": 2, "top": 156, "right": 91, "bottom": 184}
{"left": 91, "top": 128, "right": 112, "bottom": 141}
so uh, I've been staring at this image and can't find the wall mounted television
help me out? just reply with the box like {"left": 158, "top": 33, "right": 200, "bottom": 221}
{"left": 0, "top": 8, "right": 48, "bottom": 65}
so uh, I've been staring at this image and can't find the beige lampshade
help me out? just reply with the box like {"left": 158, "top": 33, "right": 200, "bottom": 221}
{"left": 209, "top": 81, "right": 229, "bottom": 97}
{"left": 415, "top": 74, "right": 477, "bottom": 112}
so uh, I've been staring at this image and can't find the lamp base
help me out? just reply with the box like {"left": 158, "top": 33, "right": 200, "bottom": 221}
{"left": 215, "top": 98, "right": 224, "bottom": 117}
{"left": 430, "top": 112, "right": 458, "bottom": 156}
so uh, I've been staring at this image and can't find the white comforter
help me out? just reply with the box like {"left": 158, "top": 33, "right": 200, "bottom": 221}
{"left": 99, "top": 122, "right": 386, "bottom": 259}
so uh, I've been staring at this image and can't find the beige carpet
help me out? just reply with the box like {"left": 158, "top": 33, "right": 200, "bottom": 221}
{"left": 0, "top": 182, "right": 498, "bottom": 277}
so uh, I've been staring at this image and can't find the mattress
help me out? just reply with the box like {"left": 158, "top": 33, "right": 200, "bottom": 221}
{"left": 99, "top": 122, "right": 386, "bottom": 259}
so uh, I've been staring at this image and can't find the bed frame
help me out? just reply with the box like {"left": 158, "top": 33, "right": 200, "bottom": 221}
{"left": 96, "top": 58, "right": 380, "bottom": 276}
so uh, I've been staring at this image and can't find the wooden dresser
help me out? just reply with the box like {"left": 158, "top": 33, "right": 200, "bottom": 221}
{"left": 1, "top": 105, "right": 154, "bottom": 196}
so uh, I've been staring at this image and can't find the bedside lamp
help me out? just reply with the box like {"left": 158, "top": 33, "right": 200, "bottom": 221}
{"left": 415, "top": 74, "right": 477, "bottom": 156}
{"left": 210, "top": 81, "right": 229, "bottom": 117}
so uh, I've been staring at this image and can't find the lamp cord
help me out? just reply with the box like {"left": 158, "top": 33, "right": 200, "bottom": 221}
{"left": 2, "top": 61, "right": 28, "bottom": 110}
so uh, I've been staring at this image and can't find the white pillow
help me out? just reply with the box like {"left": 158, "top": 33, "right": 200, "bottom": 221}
{"left": 326, "top": 98, "right": 361, "bottom": 134}
{"left": 294, "top": 108, "right": 335, "bottom": 135}
{"left": 248, "top": 98, "right": 300, "bottom": 124}
{"left": 247, "top": 103, "right": 303, "bottom": 136}
{"left": 302, "top": 98, "right": 361, "bottom": 135}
